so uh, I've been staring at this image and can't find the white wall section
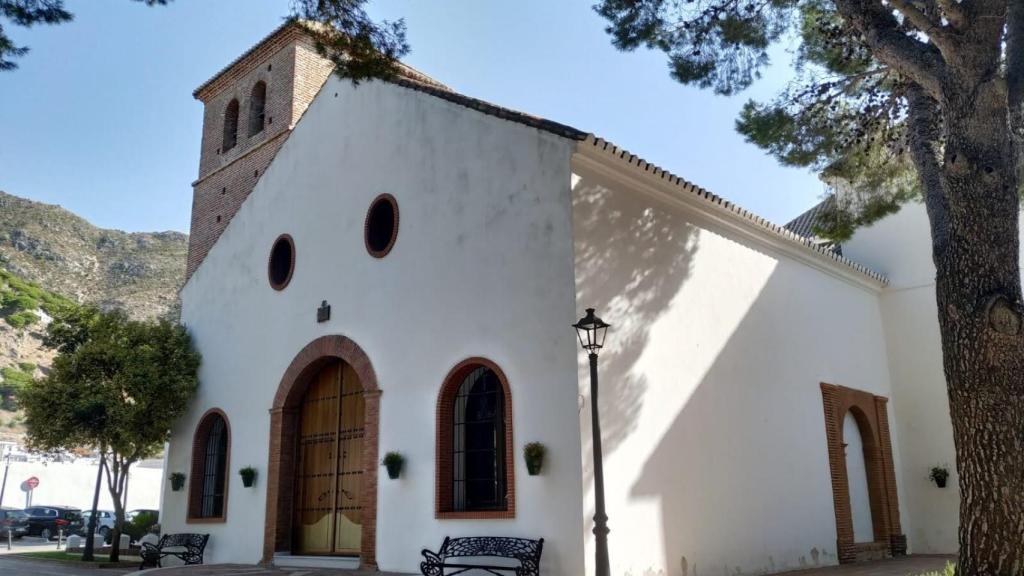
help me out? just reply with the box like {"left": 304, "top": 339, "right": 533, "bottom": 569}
{"left": 571, "top": 160, "right": 902, "bottom": 576}
{"left": 167, "top": 77, "right": 584, "bottom": 573}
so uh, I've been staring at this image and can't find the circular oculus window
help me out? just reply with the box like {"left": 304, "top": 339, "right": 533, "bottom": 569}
{"left": 364, "top": 193, "right": 399, "bottom": 258}
{"left": 268, "top": 234, "right": 295, "bottom": 290}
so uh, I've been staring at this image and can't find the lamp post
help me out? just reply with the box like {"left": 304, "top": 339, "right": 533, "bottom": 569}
{"left": 574, "top": 308, "right": 611, "bottom": 576}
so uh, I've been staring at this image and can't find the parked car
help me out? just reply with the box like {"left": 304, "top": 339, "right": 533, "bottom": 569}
{"left": 81, "top": 509, "right": 116, "bottom": 542}
{"left": 22, "top": 506, "right": 83, "bottom": 540}
{"left": 125, "top": 509, "right": 159, "bottom": 523}
{"left": 0, "top": 507, "right": 29, "bottom": 539}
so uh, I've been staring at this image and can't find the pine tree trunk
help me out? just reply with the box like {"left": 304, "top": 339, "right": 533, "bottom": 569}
{"left": 930, "top": 74, "right": 1024, "bottom": 576}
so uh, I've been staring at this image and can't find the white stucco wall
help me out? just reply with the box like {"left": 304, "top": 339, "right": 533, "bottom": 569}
{"left": 166, "top": 77, "right": 584, "bottom": 573}
{"left": 0, "top": 460, "right": 161, "bottom": 513}
{"left": 843, "top": 202, "right": 959, "bottom": 553}
{"left": 843, "top": 413, "right": 873, "bottom": 544}
{"left": 571, "top": 163, "right": 904, "bottom": 576}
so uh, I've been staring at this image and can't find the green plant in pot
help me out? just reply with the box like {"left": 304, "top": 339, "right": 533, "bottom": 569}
{"left": 169, "top": 472, "right": 186, "bottom": 492}
{"left": 524, "top": 442, "right": 546, "bottom": 476}
{"left": 929, "top": 465, "right": 950, "bottom": 488}
{"left": 239, "top": 466, "right": 257, "bottom": 488}
{"left": 382, "top": 451, "right": 404, "bottom": 480}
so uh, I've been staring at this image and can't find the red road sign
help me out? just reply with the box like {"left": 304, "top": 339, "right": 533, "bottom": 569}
{"left": 25, "top": 476, "right": 38, "bottom": 490}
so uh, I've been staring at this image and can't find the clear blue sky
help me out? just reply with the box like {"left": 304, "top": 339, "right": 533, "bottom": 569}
{"left": 0, "top": 0, "right": 824, "bottom": 234}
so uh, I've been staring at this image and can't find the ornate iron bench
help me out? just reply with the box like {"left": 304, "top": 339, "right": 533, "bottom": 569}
{"left": 139, "top": 533, "right": 209, "bottom": 570}
{"left": 421, "top": 536, "right": 544, "bottom": 576}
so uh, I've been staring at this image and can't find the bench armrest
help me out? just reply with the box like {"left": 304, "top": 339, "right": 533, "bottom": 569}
{"left": 421, "top": 548, "right": 442, "bottom": 563}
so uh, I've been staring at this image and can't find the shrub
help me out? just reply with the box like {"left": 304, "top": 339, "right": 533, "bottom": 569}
{"left": 5, "top": 310, "right": 39, "bottom": 329}
{"left": 8, "top": 293, "right": 39, "bottom": 312}
{"left": 123, "top": 511, "right": 159, "bottom": 543}
{"left": 0, "top": 366, "right": 33, "bottom": 411}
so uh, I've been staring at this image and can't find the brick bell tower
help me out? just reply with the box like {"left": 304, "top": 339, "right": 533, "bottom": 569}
{"left": 186, "top": 22, "right": 334, "bottom": 279}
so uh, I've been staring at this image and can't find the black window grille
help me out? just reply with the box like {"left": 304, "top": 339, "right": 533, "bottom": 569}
{"left": 452, "top": 366, "right": 506, "bottom": 511}
{"left": 200, "top": 415, "right": 228, "bottom": 518}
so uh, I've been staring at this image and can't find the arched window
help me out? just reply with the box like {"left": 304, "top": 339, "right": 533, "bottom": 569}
{"left": 188, "top": 409, "right": 230, "bottom": 522}
{"left": 248, "top": 81, "right": 266, "bottom": 136}
{"left": 223, "top": 99, "right": 239, "bottom": 152}
{"left": 436, "top": 358, "right": 514, "bottom": 518}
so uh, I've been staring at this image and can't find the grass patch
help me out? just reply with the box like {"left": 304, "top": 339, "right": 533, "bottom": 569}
{"left": 919, "top": 562, "right": 957, "bottom": 576}
{"left": 15, "top": 550, "right": 142, "bottom": 566}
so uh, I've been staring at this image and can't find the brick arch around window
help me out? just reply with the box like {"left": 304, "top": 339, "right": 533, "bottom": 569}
{"left": 262, "top": 335, "right": 380, "bottom": 569}
{"left": 820, "top": 383, "right": 906, "bottom": 564}
{"left": 435, "top": 357, "right": 515, "bottom": 520}
{"left": 187, "top": 408, "right": 231, "bottom": 523}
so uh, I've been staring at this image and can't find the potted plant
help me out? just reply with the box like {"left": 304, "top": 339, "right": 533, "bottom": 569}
{"left": 169, "top": 472, "right": 186, "bottom": 492}
{"left": 382, "top": 452, "right": 404, "bottom": 480}
{"left": 239, "top": 466, "right": 257, "bottom": 488}
{"left": 929, "top": 465, "right": 950, "bottom": 488}
{"left": 523, "top": 442, "right": 547, "bottom": 476}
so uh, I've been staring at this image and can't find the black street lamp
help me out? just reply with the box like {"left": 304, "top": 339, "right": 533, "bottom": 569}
{"left": 574, "top": 308, "right": 611, "bottom": 576}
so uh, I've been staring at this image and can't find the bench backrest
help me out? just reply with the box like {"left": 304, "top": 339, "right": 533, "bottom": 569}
{"left": 440, "top": 536, "right": 544, "bottom": 563}
{"left": 158, "top": 533, "right": 209, "bottom": 552}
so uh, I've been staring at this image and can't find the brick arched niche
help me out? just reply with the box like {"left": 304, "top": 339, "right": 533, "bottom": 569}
{"left": 263, "top": 335, "right": 381, "bottom": 569}
{"left": 820, "top": 383, "right": 906, "bottom": 563}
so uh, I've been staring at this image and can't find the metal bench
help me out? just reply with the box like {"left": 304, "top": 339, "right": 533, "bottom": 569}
{"left": 139, "top": 533, "right": 209, "bottom": 569}
{"left": 421, "top": 536, "right": 544, "bottom": 576}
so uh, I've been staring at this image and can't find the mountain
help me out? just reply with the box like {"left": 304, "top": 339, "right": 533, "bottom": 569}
{"left": 0, "top": 190, "right": 188, "bottom": 439}
{"left": 0, "top": 191, "right": 187, "bottom": 319}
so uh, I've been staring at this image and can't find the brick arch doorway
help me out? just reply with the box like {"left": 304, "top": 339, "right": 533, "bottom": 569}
{"left": 820, "top": 383, "right": 906, "bottom": 564}
{"left": 263, "top": 335, "right": 381, "bottom": 569}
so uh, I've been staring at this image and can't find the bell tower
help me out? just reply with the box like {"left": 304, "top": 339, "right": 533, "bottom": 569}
{"left": 185, "top": 22, "right": 334, "bottom": 279}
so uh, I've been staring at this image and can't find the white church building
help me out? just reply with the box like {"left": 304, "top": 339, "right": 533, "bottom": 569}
{"left": 160, "top": 22, "right": 959, "bottom": 575}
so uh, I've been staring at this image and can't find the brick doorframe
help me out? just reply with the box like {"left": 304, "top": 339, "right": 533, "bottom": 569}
{"left": 820, "top": 383, "right": 906, "bottom": 563}
{"left": 262, "top": 335, "right": 381, "bottom": 569}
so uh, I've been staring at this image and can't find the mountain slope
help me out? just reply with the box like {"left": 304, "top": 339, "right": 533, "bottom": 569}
{"left": 0, "top": 190, "right": 188, "bottom": 440}
{"left": 0, "top": 191, "right": 187, "bottom": 319}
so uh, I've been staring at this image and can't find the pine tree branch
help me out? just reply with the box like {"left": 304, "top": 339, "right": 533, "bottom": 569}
{"left": 934, "top": 0, "right": 967, "bottom": 28}
{"left": 888, "top": 0, "right": 954, "bottom": 50}
{"left": 834, "top": 0, "right": 946, "bottom": 98}
{"left": 906, "top": 83, "right": 950, "bottom": 258}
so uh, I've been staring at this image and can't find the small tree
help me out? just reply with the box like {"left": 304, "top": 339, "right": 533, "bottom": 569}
{"left": 21, "top": 308, "right": 200, "bottom": 562}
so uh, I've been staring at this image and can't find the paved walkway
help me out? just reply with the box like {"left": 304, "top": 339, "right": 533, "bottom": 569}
{"left": 137, "top": 565, "right": 408, "bottom": 575}
{"left": 0, "top": 554, "right": 954, "bottom": 576}
{"left": 131, "top": 555, "right": 954, "bottom": 576}
{"left": 775, "top": 556, "right": 955, "bottom": 576}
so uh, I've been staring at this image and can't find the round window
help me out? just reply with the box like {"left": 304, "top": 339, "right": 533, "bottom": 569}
{"left": 268, "top": 234, "right": 294, "bottom": 290}
{"left": 364, "top": 194, "right": 399, "bottom": 258}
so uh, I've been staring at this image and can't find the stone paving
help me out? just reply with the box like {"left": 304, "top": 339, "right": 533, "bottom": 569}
{"left": 130, "top": 555, "right": 954, "bottom": 576}
{"left": 0, "top": 554, "right": 955, "bottom": 576}
{"left": 774, "top": 556, "right": 955, "bottom": 576}
{"left": 137, "top": 565, "right": 409, "bottom": 575}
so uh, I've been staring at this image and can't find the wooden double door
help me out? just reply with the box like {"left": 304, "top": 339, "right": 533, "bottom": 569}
{"left": 293, "top": 359, "right": 365, "bottom": 556}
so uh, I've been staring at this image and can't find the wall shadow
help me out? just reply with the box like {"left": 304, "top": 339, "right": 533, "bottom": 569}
{"left": 572, "top": 172, "right": 699, "bottom": 517}
{"left": 628, "top": 264, "right": 859, "bottom": 576}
